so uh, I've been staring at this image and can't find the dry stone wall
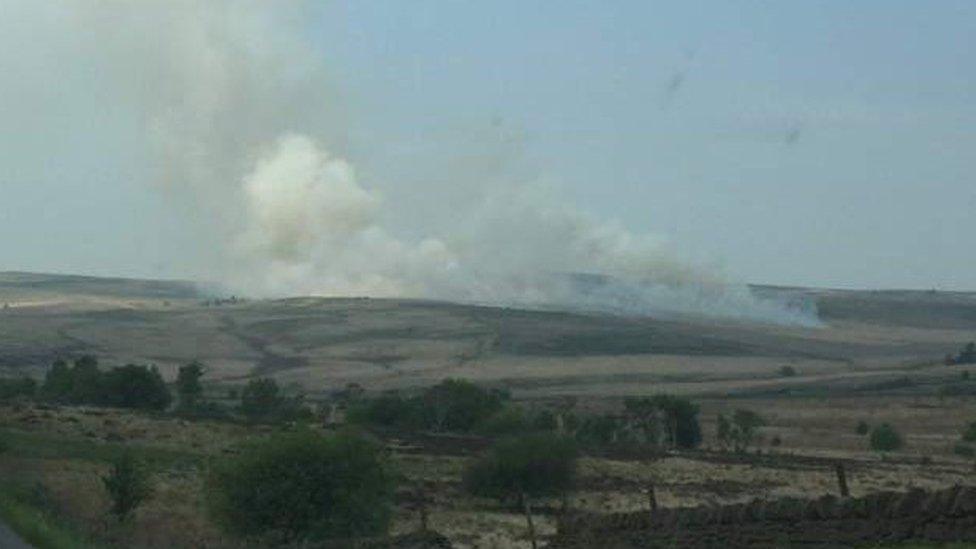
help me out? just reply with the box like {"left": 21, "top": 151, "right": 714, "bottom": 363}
{"left": 549, "top": 485, "right": 976, "bottom": 548}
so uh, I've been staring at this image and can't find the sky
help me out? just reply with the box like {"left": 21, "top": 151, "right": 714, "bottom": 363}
{"left": 1, "top": 1, "right": 975, "bottom": 291}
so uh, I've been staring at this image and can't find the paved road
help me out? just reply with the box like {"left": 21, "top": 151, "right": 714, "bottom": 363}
{"left": 0, "top": 520, "right": 31, "bottom": 548}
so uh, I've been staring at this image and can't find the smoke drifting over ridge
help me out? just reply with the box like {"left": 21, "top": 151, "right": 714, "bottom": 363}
{"left": 61, "top": 2, "right": 815, "bottom": 325}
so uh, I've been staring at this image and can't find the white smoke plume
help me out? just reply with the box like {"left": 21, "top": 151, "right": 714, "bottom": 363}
{"left": 50, "top": 2, "right": 816, "bottom": 325}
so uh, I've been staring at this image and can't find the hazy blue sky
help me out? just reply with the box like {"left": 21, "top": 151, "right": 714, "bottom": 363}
{"left": 2, "top": 1, "right": 975, "bottom": 290}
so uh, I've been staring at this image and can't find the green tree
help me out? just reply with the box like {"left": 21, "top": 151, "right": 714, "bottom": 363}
{"left": 175, "top": 361, "right": 205, "bottom": 410}
{"left": 239, "top": 377, "right": 310, "bottom": 423}
{"left": 0, "top": 376, "right": 37, "bottom": 400}
{"left": 869, "top": 423, "right": 904, "bottom": 453}
{"left": 778, "top": 365, "right": 797, "bottom": 377}
{"left": 421, "top": 379, "right": 507, "bottom": 432}
{"left": 68, "top": 355, "right": 102, "bottom": 404}
{"left": 573, "top": 414, "right": 623, "bottom": 448}
{"left": 961, "top": 421, "right": 976, "bottom": 443}
{"left": 730, "top": 409, "right": 766, "bottom": 453}
{"left": 651, "top": 395, "right": 702, "bottom": 449}
{"left": 208, "top": 429, "right": 394, "bottom": 542}
{"left": 40, "top": 359, "right": 73, "bottom": 402}
{"left": 464, "top": 433, "right": 577, "bottom": 505}
{"left": 102, "top": 451, "right": 154, "bottom": 522}
{"left": 959, "top": 342, "right": 976, "bottom": 364}
{"left": 99, "top": 365, "right": 171, "bottom": 411}
{"left": 346, "top": 391, "right": 421, "bottom": 430}
{"left": 240, "top": 378, "right": 284, "bottom": 422}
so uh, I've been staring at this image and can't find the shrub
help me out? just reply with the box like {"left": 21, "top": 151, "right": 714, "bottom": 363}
{"left": 869, "top": 423, "right": 904, "bottom": 453}
{"left": 573, "top": 414, "right": 623, "bottom": 448}
{"left": 856, "top": 420, "right": 870, "bottom": 435}
{"left": 68, "top": 355, "right": 103, "bottom": 404}
{"left": 175, "top": 361, "right": 205, "bottom": 411}
{"left": 41, "top": 356, "right": 102, "bottom": 404}
{"left": 719, "top": 409, "right": 766, "bottom": 453}
{"left": 624, "top": 395, "right": 702, "bottom": 449}
{"left": 40, "top": 359, "right": 73, "bottom": 402}
{"left": 778, "top": 365, "right": 797, "bottom": 377}
{"left": 0, "top": 377, "right": 36, "bottom": 400}
{"left": 962, "top": 421, "right": 976, "bottom": 443}
{"left": 346, "top": 391, "right": 421, "bottom": 430}
{"left": 464, "top": 433, "right": 577, "bottom": 504}
{"left": 478, "top": 406, "right": 531, "bottom": 436}
{"left": 208, "top": 429, "right": 394, "bottom": 542}
{"left": 239, "top": 378, "right": 309, "bottom": 423}
{"left": 347, "top": 379, "right": 509, "bottom": 434}
{"left": 953, "top": 443, "right": 975, "bottom": 458}
{"left": 99, "top": 365, "right": 171, "bottom": 411}
{"left": 421, "top": 379, "right": 507, "bottom": 432}
{"left": 240, "top": 378, "right": 282, "bottom": 421}
{"left": 957, "top": 342, "right": 976, "bottom": 365}
{"left": 102, "top": 451, "right": 154, "bottom": 522}
{"left": 39, "top": 357, "right": 170, "bottom": 411}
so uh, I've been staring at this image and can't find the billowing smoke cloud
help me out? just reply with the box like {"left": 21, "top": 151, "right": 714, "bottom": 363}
{"left": 57, "top": 2, "right": 816, "bottom": 325}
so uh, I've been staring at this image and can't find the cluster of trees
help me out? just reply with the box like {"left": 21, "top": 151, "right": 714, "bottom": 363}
{"left": 0, "top": 355, "right": 316, "bottom": 424}
{"left": 944, "top": 342, "right": 976, "bottom": 365}
{"left": 348, "top": 381, "right": 706, "bottom": 453}
{"left": 40, "top": 356, "right": 171, "bottom": 411}
{"left": 347, "top": 379, "right": 510, "bottom": 433}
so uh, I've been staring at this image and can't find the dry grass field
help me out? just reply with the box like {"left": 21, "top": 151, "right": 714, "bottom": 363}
{"left": 1, "top": 399, "right": 974, "bottom": 548}
{"left": 2, "top": 271, "right": 976, "bottom": 547}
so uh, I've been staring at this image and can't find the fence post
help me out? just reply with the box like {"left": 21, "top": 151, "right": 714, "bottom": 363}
{"left": 834, "top": 462, "right": 850, "bottom": 497}
{"left": 520, "top": 490, "right": 538, "bottom": 549}
{"left": 647, "top": 483, "right": 658, "bottom": 514}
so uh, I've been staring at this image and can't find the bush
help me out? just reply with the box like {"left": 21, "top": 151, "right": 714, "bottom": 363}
{"left": 573, "top": 414, "right": 623, "bottom": 448}
{"left": 346, "top": 391, "right": 422, "bottom": 430}
{"left": 869, "top": 423, "right": 904, "bottom": 453}
{"left": 953, "top": 442, "right": 975, "bottom": 458}
{"left": 208, "top": 429, "right": 394, "bottom": 542}
{"left": 421, "top": 379, "right": 507, "bottom": 432}
{"left": 956, "top": 342, "right": 976, "bottom": 365}
{"left": 778, "top": 365, "right": 797, "bottom": 377}
{"left": 0, "top": 377, "right": 36, "bottom": 400}
{"left": 102, "top": 451, "right": 154, "bottom": 522}
{"left": 464, "top": 433, "right": 577, "bottom": 504}
{"left": 962, "top": 421, "right": 976, "bottom": 443}
{"left": 175, "top": 361, "right": 205, "bottom": 411}
{"left": 39, "top": 357, "right": 171, "bottom": 411}
{"left": 478, "top": 406, "right": 531, "bottom": 436}
{"left": 623, "top": 395, "right": 702, "bottom": 449}
{"left": 856, "top": 420, "right": 870, "bottom": 435}
{"left": 239, "top": 378, "right": 310, "bottom": 424}
{"left": 99, "top": 365, "right": 171, "bottom": 411}
{"left": 347, "top": 379, "right": 509, "bottom": 434}
{"left": 717, "top": 409, "right": 765, "bottom": 453}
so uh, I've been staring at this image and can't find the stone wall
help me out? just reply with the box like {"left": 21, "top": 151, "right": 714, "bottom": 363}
{"left": 549, "top": 485, "right": 976, "bottom": 548}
